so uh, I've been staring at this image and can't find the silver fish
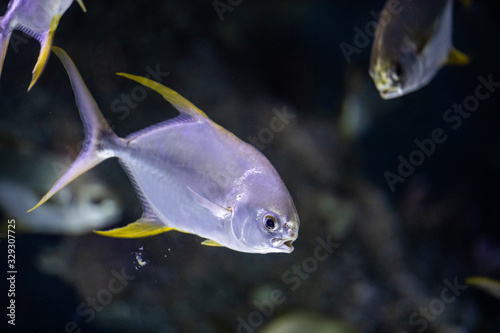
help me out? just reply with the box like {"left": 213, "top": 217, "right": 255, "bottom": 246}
{"left": 369, "top": 0, "right": 469, "bottom": 99}
{"left": 0, "top": 0, "right": 86, "bottom": 90}
{"left": 29, "top": 47, "right": 300, "bottom": 254}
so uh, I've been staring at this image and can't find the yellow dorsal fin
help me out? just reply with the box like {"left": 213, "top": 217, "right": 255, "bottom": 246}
{"left": 201, "top": 239, "right": 224, "bottom": 247}
{"left": 94, "top": 218, "right": 175, "bottom": 238}
{"left": 116, "top": 73, "right": 209, "bottom": 119}
{"left": 446, "top": 47, "right": 470, "bottom": 66}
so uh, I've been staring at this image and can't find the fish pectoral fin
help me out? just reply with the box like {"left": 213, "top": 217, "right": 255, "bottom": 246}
{"left": 28, "top": 15, "right": 62, "bottom": 91}
{"left": 201, "top": 239, "right": 224, "bottom": 247}
{"left": 445, "top": 47, "right": 470, "bottom": 66}
{"left": 416, "top": 17, "right": 441, "bottom": 55}
{"left": 187, "top": 186, "right": 232, "bottom": 220}
{"left": 94, "top": 218, "right": 174, "bottom": 238}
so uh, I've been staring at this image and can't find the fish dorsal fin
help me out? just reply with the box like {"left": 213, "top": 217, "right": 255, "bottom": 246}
{"left": 445, "top": 47, "right": 470, "bottom": 66}
{"left": 116, "top": 73, "right": 209, "bottom": 120}
{"left": 187, "top": 186, "right": 232, "bottom": 221}
{"left": 201, "top": 239, "right": 224, "bottom": 247}
{"left": 94, "top": 217, "right": 174, "bottom": 238}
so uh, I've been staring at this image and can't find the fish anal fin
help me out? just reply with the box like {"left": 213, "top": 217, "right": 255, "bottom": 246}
{"left": 116, "top": 72, "right": 209, "bottom": 119}
{"left": 28, "top": 15, "right": 61, "bottom": 91}
{"left": 201, "top": 239, "right": 224, "bottom": 247}
{"left": 94, "top": 218, "right": 174, "bottom": 238}
{"left": 445, "top": 47, "right": 470, "bottom": 66}
{"left": 415, "top": 22, "right": 439, "bottom": 55}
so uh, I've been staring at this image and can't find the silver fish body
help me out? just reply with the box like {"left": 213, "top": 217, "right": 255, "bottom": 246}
{"left": 0, "top": 0, "right": 85, "bottom": 90}
{"left": 369, "top": 0, "right": 468, "bottom": 99}
{"left": 30, "top": 47, "right": 299, "bottom": 254}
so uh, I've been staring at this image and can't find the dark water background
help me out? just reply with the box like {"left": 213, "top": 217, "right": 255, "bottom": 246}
{"left": 1, "top": 0, "right": 500, "bottom": 332}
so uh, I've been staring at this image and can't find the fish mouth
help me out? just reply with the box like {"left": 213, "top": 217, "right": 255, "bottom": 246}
{"left": 380, "top": 87, "right": 403, "bottom": 99}
{"left": 370, "top": 64, "right": 403, "bottom": 99}
{"left": 272, "top": 238, "right": 295, "bottom": 253}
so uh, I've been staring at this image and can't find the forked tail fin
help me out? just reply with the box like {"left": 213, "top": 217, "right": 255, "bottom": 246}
{"left": 28, "top": 47, "right": 119, "bottom": 212}
{"left": 28, "top": 15, "right": 61, "bottom": 91}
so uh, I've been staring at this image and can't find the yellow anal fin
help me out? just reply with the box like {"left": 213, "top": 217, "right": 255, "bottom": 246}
{"left": 201, "top": 239, "right": 224, "bottom": 247}
{"left": 76, "top": 0, "right": 87, "bottom": 12}
{"left": 94, "top": 218, "right": 175, "bottom": 238}
{"left": 28, "top": 15, "right": 61, "bottom": 91}
{"left": 446, "top": 47, "right": 470, "bottom": 66}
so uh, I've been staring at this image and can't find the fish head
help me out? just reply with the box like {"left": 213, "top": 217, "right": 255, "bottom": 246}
{"left": 370, "top": 56, "right": 404, "bottom": 99}
{"left": 230, "top": 182, "right": 299, "bottom": 254}
{"left": 370, "top": 45, "right": 425, "bottom": 100}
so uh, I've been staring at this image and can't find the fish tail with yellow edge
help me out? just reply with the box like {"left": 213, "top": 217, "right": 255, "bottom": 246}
{"left": 28, "top": 47, "right": 122, "bottom": 213}
{"left": 28, "top": 15, "right": 62, "bottom": 91}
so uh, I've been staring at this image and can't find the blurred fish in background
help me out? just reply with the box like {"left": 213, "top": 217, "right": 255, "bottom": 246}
{"left": 0, "top": 0, "right": 86, "bottom": 90}
{"left": 369, "top": 0, "right": 469, "bottom": 99}
{"left": 0, "top": 148, "right": 122, "bottom": 234}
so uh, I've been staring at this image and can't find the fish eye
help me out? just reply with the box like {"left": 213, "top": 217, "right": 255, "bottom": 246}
{"left": 91, "top": 197, "right": 104, "bottom": 205}
{"left": 263, "top": 215, "right": 279, "bottom": 231}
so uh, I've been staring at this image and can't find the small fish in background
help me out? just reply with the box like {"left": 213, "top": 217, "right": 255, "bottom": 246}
{"left": 466, "top": 276, "right": 500, "bottom": 300}
{"left": 30, "top": 47, "right": 299, "bottom": 254}
{"left": 0, "top": 0, "right": 86, "bottom": 90}
{"left": 0, "top": 153, "right": 122, "bottom": 235}
{"left": 369, "top": 0, "right": 469, "bottom": 99}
